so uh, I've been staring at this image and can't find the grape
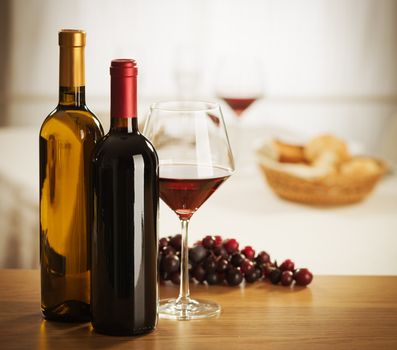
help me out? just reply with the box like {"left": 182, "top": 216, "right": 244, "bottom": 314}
{"left": 159, "top": 237, "right": 169, "bottom": 250}
{"left": 226, "top": 268, "right": 243, "bottom": 286}
{"left": 216, "top": 259, "right": 229, "bottom": 273}
{"left": 280, "top": 271, "right": 294, "bottom": 286}
{"left": 280, "top": 259, "right": 295, "bottom": 272}
{"left": 255, "top": 251, "right": 270, "bottom": 265}
{"left": 230, "top": 253, "right": 245, "bottom": 267}
{"left": 203, "top": 256, "right": 217, "bottom": 273}
{"left": 192, "top": 265, "right": 206, "bottom": 283}
{"left": 206, "top": 272, "right": 219, "bottom": 285}
{"left": 245, "top": 268, "right": 259, "bottom": 283}
{"left": 169, "top": 234, "right": 182, "bottom": 250}
{"left": 157, "top": 235, "right": 313, "bottom": 289}
{"left": 254, "top": 266, "right": 263, "bottom": 279}
{"left": 163, "top": 245, "right": 176, "bottom": 256}
{"left": 214, "top": 235, "right": 223, "bottom": 248}
{"left": 241, "top": 246, "right": 255, "bottom": 260}
{"left": 202, "top": 235, "right": 215, "bottom": 249}
{"left": 240, "top": 259, "right": 254, "bottom": 274}
{"left": 294, "top": 268, "right": 313, "bottom": 286}
{"left": 269, "top": 268, "right": 282, "bottom": 284}
{"left": 263, "top": 262, "right": 276, "bottom": 278}
{"left": 223, "top": 238, "right": 239, "bottom": 254}
{"left": 162, "top": 255, "right": 179, "bottom": 273}
{"left": 189, "top": 245, "right": 207, "bottom": 264}
{"left": 213, "top": 246, "right": 228, "bottom": 259}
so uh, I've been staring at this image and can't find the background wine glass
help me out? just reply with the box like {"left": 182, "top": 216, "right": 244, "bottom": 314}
{"left": 144, "top": 101, "right": 235, "bottom": 320}
{"left": 215, "top": 55, "right": 264, "bottom": 118}
{"left": 215, "top": 55, "right": 264, "bottom": 169}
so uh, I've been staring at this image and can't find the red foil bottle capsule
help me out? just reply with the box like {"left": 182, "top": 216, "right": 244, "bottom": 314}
{"left": 110, "top": 59, "right": 138, "bottom": 119}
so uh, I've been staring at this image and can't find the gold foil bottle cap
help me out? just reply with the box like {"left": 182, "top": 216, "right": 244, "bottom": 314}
{"left": 58, "top": 29, "right": 86, "bottom": 87}
{"left": 59, "top": 29, "right": 86, "bottom": 47}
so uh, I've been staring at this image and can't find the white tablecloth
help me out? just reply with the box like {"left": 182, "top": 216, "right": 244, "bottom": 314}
{"left": 1, "top": 126, "right": 396, "bottom": 274}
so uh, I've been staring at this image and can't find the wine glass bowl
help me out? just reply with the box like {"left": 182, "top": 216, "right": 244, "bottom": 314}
{"left": 222, "top": 97, "right": 258, "bottom": 117}
{"left": 144, "top": 101, "right": 235, "bottom": 320}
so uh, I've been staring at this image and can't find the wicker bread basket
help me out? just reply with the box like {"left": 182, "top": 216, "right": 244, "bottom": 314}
{"left": 256, "top": 142, "right": 386, "bottom": 205}
{"left": 259, "top": 162, "right": 385, "bottom": 205}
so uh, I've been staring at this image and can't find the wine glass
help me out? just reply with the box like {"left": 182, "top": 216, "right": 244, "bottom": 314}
{"left": 144, "top": 101, "right": 235, "bottom": 320}
{"left": 215, "top": 55, "right": 264, "bottom": 118}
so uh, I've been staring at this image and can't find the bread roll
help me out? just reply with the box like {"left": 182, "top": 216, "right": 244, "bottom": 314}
{"left": 304, "top": 134, "right": 349, "bottom": 166}
{"left": 273, "top": 139, "right": 305, "bottom": 163}
{"left": 340, "top": 157, "right": 381, "bottom": 177}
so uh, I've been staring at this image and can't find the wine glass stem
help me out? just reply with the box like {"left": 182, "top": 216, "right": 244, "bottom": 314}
{"left": 177, "top": 219, "right": 190, "bottom": 303}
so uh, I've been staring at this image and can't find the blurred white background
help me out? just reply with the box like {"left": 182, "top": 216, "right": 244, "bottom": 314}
{"left": 2, "top": 0, "right": 397, "bottom": 158}
{"left": 0, "top": 0, "right": 396, "bottom": 274}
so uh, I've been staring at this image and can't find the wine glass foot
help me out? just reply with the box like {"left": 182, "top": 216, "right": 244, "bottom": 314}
{"left": 159, "top": 298, "right": 221, "bottom": 320}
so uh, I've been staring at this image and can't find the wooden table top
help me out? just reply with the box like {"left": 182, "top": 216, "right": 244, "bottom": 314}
{"left": 1, "top": 269, "right": 397, "bottom": 349}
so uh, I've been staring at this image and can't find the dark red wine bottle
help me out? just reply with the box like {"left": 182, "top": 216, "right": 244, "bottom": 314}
{"left": 91, "top": 59, "right": 159, "bottom": 336}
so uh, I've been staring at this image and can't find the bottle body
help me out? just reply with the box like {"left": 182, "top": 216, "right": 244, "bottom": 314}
{"left": 91, "top": 127, "right": 159, "bottom": 335}
{"left": 39, "top": 30, "right": 104, "bottom": 322}
{"left": 40, "top": 97, "right": 103, "bottom": 321}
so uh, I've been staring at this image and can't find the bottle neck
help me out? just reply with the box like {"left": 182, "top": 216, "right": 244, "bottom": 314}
{"left": 59, "top": 86, "right": 86, "bottom": 107}
{"left": 110, "top": 117, "right": 139, "bottom": 133}
{"left": 58, "top": 45, "right": 86, "bottom": 107}
{"left": 109, "top": 59, "right": 139, "bottom": 133}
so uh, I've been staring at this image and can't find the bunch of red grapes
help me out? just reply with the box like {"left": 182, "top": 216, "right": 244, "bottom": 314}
{"left": 159, "top": 234, "right": 313, "bottom": 287}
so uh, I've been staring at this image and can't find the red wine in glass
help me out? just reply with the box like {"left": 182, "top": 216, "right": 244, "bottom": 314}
{"left": 222, "top": 97, "right": 258, "bottom": 117}
{"left": 160, "top": 164, "right": 231, "bottom": 220}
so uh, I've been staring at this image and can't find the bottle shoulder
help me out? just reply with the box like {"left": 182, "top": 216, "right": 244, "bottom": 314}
{"left": 93, "top": 132, "right": 158, "bottom": 163}
{"left": 40, "top": 106, "right": 104, "bottom": 141}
